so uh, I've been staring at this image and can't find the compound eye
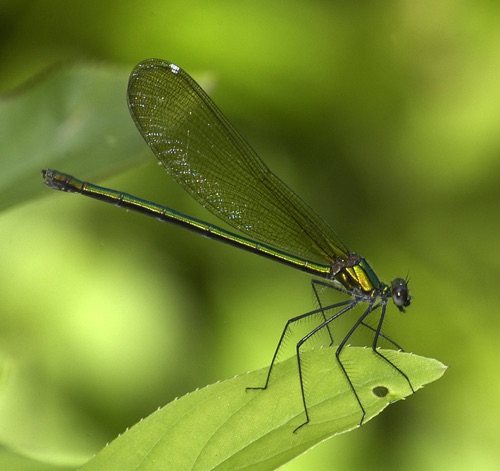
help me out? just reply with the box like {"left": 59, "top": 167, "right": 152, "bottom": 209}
{"left": 391, "top": 278, "right": 411, "bottom": 312}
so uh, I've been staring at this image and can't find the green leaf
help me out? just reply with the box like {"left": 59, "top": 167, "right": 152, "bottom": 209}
{"left": 81, "top": 347, "right": 446, "bottom": 470}
{"left": 0, "top": 61, "right": 146, "bottom": 213}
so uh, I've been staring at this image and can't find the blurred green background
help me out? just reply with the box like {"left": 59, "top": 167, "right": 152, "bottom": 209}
{"left": 0, "top": 0, "right": 499, "bottom": 469}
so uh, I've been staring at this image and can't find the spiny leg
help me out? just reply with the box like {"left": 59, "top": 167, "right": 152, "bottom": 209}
{"left": 292, "top": 300, "right": 363, "bottom": 433}
{"left": 246, "top": 299, "right": 353, "bottom": 393}
{"left": 311, "top": 279, "right": 347, "bottom": 347}
{"left": 359, "top": 320, "right": 405, "bottom": 350}
{"left": 332, "top": 302, "right": 384, "bottom": 427}
{"left": 311, "top": 279, "right": 340, "bottom": 346}
{"left": 371, "top": 303, "right": 414, "bottom": 393}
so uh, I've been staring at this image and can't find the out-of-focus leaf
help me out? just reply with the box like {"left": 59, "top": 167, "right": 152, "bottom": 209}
{"left": 0, "top": 61, "right": 147, "bottom": 212}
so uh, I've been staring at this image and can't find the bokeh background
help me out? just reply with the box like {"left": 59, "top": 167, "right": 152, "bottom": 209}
{"left": 1, "top": 1, "right": 499, "bottom": 469}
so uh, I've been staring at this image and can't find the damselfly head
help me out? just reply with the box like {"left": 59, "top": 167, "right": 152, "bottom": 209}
{"left": 391, "top": 277, "right": 411, "bottom": 312}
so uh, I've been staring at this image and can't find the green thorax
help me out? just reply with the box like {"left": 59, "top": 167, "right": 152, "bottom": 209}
{"left": 332, "top": 253, "right": 387, "bottom": 295}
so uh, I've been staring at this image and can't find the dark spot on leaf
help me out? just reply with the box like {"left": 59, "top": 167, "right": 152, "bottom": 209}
{"left": 372, "top": 386, "right": 389, "bottom": 398}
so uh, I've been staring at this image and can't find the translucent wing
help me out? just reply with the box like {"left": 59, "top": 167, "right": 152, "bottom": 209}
{"left": 127, "top": 58, "right": 349, "bottom": 265}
